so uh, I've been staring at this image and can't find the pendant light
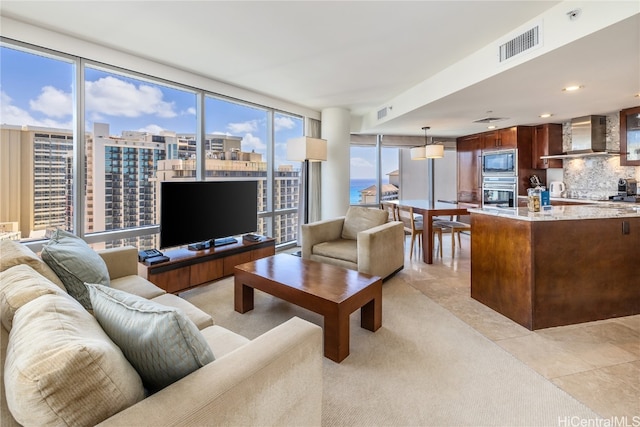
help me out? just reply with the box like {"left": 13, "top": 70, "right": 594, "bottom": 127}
{"left": 411, "top": 126, "right": 444, "bottom": 159}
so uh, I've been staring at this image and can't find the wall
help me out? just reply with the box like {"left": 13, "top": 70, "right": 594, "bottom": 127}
{"left": 547, "top": 112, "right": 640, "bottom": 200}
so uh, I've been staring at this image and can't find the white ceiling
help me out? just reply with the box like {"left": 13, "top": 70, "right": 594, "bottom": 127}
{"left": 1, "top": 1, "right": 639, "bottom": 138}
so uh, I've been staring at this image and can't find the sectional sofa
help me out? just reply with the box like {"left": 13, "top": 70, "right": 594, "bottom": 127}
{"left": 0, "top": 238, "right": 323, "bottom": 426}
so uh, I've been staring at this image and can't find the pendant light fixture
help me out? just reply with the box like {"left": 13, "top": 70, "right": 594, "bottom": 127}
{"left": 410, "top": 126, "right": 444, "bottom": 160}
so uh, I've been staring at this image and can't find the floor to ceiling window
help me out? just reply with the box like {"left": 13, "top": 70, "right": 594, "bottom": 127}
{"left": 204, "top": 96, "right": 270, "bottom": 239}
{"left": 273, "top": 112, "right": 303, "bottom": 244}
{"left": 0, "top": 43, "right": 75, "bottom": 242}
{"left": 350, "top": 143, "right": 399, "bottom": 206}
{"left": 1, "top": 38, "right": 310, "bottom": 250}
{"left": 83, "top": 65, "right": 197, "bottom": 250}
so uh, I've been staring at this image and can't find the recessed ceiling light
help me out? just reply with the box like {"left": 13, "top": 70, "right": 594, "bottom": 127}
{"left": 635, "top": 93, "right": 640, "bottom": 98}
{"left": 540, "top": 113, "right": 553, "bottom": 118}
{"left": 562, "top": 85, "right": 583, "bottom": 92}
{"left": 487, "top": 125, "right": 497, "bottom": 130}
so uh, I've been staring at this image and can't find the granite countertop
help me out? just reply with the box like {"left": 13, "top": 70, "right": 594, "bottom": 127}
{"left": 468, "top": 203, "right": 640, "bottom": 221}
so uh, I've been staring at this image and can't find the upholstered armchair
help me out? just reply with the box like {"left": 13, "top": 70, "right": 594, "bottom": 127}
{"left": 301, "top": 206, "right": 405, "bottom": 279}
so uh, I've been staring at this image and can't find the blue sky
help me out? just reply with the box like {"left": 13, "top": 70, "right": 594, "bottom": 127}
{"left": 0, "top": 45, "right": 303, "bottom": 167}
{"left": 1, "top": 43, "right": 399, "bottom": 176}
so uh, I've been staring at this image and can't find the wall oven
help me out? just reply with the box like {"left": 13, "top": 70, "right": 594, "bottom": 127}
{"left": 482, "top": 176, "right": 517, "bottom": 209}
{"left": 482, "top": 149, "right": 517, "bottom": 176}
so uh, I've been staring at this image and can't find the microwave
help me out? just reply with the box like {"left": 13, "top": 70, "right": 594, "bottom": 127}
{"left": 482, "top": 149, "right": 517, "bottom": 176}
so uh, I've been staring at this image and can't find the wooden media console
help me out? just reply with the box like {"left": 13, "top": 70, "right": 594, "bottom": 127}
{"left": 138, "top": 236, "right": 275, "bottom": 293}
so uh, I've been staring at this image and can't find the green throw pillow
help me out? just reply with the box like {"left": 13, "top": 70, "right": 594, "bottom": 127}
{"left": 85, "top": 283, "right": 215, "bottom": 392}
{"left": 40, "top": 229, "right": 110, "bottom": 310}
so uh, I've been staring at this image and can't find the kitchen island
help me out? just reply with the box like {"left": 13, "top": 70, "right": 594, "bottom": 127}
{"left": 468, "top": 204, "right": 640, "bottom": 330}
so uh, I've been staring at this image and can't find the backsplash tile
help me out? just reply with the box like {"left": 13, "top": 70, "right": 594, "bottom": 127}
{"left": 560, "top": 112, "right": 639, "bottom": 200}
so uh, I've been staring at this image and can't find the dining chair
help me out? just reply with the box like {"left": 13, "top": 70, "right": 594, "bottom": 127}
{"left": 396, "top": 205, "right": 422, "bottom": 259}
{"left": 396, "top": 205, "right": 443, "bottom": 260}
{"left": 380, "top": 201, "right": 397, "bottom": 222}
{"left": 433, "top": 215, "right": 471, "bottom": 257}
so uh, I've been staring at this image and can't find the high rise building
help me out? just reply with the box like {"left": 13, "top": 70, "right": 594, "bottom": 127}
{"left": 0, "top": 124, "right": 73, "bottom": 240}
{"left": 0, "top": 123, "right": 300, "bottom": 246}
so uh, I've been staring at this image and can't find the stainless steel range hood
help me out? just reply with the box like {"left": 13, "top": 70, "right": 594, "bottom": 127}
{"left": 540, "top": 115, "right": 620, "bottom": 159}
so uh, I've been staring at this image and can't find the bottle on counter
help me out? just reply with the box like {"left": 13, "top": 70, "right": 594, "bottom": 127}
{"left": 527, "top": 187, "right": 541, "bottom": 212}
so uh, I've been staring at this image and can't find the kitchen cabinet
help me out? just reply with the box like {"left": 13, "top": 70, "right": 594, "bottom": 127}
{"left": 532, "top": 123, "right": 563, "bottom": 169}
{"left": 620, "top": 105, "right": 640, "bottom": 166}
{"left": 456, "top": 135, "right": 482, "bottom": 203}
{"left": 457, "top": 126, "right": 539, "bottom": 201}
{"left": 482, "top": 127, "right": 517, "bottom": 149}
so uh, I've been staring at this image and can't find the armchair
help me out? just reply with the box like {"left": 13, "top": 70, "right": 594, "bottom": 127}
{"left": 301, "top": 206, "right": 404, "bottom": 279}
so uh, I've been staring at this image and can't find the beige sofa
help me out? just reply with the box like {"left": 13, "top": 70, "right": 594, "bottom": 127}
{"left": 0, "top": 240, "right": 323, "bottom": 426}
{"left": 302, "top": 206, "right": 405, "bottom": 279}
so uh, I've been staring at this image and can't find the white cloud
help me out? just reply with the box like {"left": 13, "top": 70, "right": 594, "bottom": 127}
{"left": 29, "top": 86, "right": 72, "bottom": 118}
{"left": 241, "top": 133, "right": 266, "bottom": 152}
{"left": 184, "top": 107, "right": 196, "bottom": 116}
{"left": 85, "top": 76, "right": 177, "bottom": 118}
{"left": 274, "top": 115, "right": 295, "bottom": 131}
{"left": 228, "top": 120, "right": 258, "bottom": 134}
{"left": 1, "top": 91, "right": 72, "bottom": 129}
{"left": 138, "top": 124, "right": 165, "bottom": 134}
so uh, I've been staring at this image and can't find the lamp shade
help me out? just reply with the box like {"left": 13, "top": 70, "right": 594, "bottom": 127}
{"left": 424, "top": 144, "right": 444, "bottom": 158}
{"left": 286, "top": 137, "right": 327, "bottom": 162}
{"left": 410, "top": 144, "right": 444, "bottom": 159}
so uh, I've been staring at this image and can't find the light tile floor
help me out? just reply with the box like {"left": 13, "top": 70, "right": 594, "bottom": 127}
{"left": 398, "top": 232, "right": 640, "bottom": 420}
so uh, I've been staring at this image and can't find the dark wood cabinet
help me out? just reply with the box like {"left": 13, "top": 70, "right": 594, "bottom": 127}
{"left": 456, "top": 135, "right": 482, "bottom": 203}
{"left": 482, "top": 128, "right": 518, "bottom": 149}
{"left": 471, "top": 213, "right": 640, "bottom": 330}
{"left": 620, "top": 105, "right": 640, "bottom": 166}
{"left": 533, "top": 123, "right": 563, "bottom": 169}
{"left": 457, "top": 126, "right": 540, "bottom": 200}
{"left": 138, "top": 237, "right": 276, "bottom": 293}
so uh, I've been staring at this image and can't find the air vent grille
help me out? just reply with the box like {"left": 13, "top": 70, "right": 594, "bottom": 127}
{"left": 377, "top": 107, "right": 388, "bottom": 120}
{"left": 473, "top": 117, "right": 508, "bottom": 124}
{"left": 499, "top": 25, "right": 539, "bottom": 62}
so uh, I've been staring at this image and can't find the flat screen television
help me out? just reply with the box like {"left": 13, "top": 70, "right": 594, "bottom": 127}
{"left": 160, "top": 180, "right": 258, "bottom": 250}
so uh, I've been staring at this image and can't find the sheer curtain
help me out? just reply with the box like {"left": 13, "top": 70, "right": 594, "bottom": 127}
{"left": 308, "top": 118, "right": 322, "bottom": 223}
{"left": 296, "top": 118, "right": 322, "bottom": 246}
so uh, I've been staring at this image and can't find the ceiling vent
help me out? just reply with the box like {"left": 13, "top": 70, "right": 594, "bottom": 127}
{"left": 473, "top": 117, "right": 508, "bottom": 124}
{"left": 377, "top": 107, "right": 388, "bottom": 120}
{"left": 499, "top": 24, "right": 541, "bottom": 62}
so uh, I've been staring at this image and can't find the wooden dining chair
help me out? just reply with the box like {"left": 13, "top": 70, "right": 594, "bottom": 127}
{"left": 380, "top": 201, "right": 397, "bottom": 222}
{"left": 396, "top": 205, "right": 443, "bottom": 260}
{"left": 433, "top": 215, "right": 471, "bottom": 257}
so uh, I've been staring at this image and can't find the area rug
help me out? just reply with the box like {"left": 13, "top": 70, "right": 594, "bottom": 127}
{"left": 181, "top": 273, "right": 599, "bottom": 426}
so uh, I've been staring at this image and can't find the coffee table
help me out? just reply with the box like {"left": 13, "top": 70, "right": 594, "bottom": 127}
{"left": 234, "top": 254, "right": 382, "bottom": 363}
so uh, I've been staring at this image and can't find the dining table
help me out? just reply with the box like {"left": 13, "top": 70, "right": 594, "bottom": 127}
{"left": 391, "top": 199, "right": 471, "bottom": 264}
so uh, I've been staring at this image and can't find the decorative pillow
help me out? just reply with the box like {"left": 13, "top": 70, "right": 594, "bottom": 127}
{"left": 0, "top": 239, "right": 66, "bottom": 290}
{"left": 85, "top": 283, "right": 215, "bottom": 392}
{"left": 341, "top": 206, "right": 389, "bottom": 240}
{"left": 0, "top": 264, "right": 67, "bottom": 331}
{"left": 4, "top": 293, "right": 145, "bottom": 426}
{"left": 40, "top": 229, "right": 110, "bottom": 310}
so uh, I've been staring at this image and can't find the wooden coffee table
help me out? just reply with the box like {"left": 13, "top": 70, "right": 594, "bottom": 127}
{"left": 234, "top": 254, "right": 382, "bottom": 363}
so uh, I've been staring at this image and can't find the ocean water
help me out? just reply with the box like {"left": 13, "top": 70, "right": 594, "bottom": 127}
{"left": 350, "top": 178, "right": 386, "bottom": 204}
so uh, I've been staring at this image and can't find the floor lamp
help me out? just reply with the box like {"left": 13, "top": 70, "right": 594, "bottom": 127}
{"left": 286, "top": 136, "right": 328, "bottom": 224}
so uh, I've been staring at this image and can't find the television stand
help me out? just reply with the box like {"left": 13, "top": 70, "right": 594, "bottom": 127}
{"left": 187, "top": 237, "right": 238, "bottom": 251}
{"left": 139, "top": 236, "right": 276, "bottom": 294}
